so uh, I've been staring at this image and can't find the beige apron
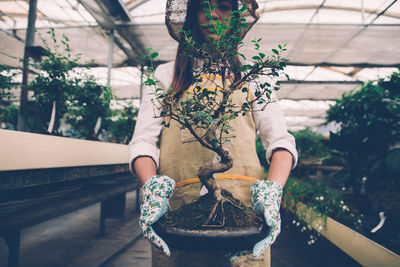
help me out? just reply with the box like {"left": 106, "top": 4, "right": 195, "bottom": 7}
{"left": 153, "top": 75, "right": 270, "bottom": 267}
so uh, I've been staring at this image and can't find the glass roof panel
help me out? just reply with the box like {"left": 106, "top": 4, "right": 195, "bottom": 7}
{"left": 0, "top": 0, "right": 96, "bottom": 30}
{"left": 1, "top": 0, "right": 399, "bottom": 129}
{"left": 128, "top": 0, "right": 400, "bottom": 24}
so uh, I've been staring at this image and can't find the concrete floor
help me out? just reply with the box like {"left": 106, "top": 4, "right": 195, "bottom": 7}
{"left": 0, "top": 190, "right": 361, "bottom": 267}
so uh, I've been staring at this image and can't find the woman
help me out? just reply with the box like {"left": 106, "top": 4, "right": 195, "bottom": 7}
{"left": 129, "top": 0, "right": 297, "bottom": 266}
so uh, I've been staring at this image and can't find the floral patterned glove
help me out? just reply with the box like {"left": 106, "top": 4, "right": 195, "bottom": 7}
{"left": 139, "top": 175, "right": 175, "bottom": 256}
{"left": 250, "top": 180, "right": 283, "bottom": 257}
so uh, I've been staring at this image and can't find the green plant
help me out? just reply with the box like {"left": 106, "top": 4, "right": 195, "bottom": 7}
{"left": 283, "top": 177, "right": 363, "bottom": 244}
{"left": 290, "top": 128, "right": 330, "bottom": 164}
{"left": 144, "top": 2, "right": 288, "bottom": 226}
{"left": 0, "top": 64, "right": 17, "bottom": 101}
{"left": 0, "top": 65, "right": 18, "bottom": 129}
{"left": 0, "top": 104, "right": 18, "bottom": 129}
{"left": 255, "top": 136, "right": 267, "bottom": 167}
{"left": 22, "top": 29, "right": 114, "bottom": 139}
{"left": 325, "top": 70, "right": 400, "bottom": 193}
{"left": 105, "top": 101, "right": 139, "bottom": 144}
{"left": 25, "top": 29, "right": 81, "bottom": 134}
{"left": 64, "top": 77, "right": 113, "bottom": 140}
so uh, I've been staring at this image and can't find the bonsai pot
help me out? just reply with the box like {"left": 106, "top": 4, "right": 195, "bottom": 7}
{"left": 153, "top": 222, "right": 270, "bottom": 251}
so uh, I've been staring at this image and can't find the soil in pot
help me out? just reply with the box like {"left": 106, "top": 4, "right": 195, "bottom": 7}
{"left": 158, "top": 189, "right": 263, "bottom": 230}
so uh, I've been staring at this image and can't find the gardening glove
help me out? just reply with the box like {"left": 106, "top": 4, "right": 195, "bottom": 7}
{"left": 250, "top": 180, "right": 283, "bottom": 258}
{"left": 139, "top": 175, "right": 175, "bottom": 256}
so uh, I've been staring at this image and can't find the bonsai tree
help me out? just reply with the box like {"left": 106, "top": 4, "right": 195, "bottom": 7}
{"left": 143, "top": 2, "right": 288, "bottom": 226}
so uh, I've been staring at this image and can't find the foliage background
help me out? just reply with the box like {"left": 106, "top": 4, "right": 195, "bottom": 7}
{"left": 0, "top": 29, "right": 137, "bottom": 143}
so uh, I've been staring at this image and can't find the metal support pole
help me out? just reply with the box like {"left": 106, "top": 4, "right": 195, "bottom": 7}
{"left": 4, "top": 230, "right": 21, "bottom": 267}
{"left": 17, "top": 0, "right": 38, "bottom": 132}
{"left": 100, "top": 193, "right": 126, "bottom": 235}
{"left": 100, "top": 206, "right": 106, "bottom": 236}
{"left": 139, "top": 65, "right": 144, "bottom": 103}
{"left": 135, "top": 65, "right": 145, "bottom": 211}
{"left": 361, "top": 0, "right": 365, "bottom": 24}
{"left": 136, "top": 185, "right": 141, "bottom": 212}
{"left": 107, "top": 29, "right": 114, "bottom": 88}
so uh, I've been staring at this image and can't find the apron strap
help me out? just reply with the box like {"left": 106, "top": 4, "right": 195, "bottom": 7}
{"left": 175, "top": 174, "right": 259, "bottom": 188}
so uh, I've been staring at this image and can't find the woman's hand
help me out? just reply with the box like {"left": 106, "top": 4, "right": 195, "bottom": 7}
{"left": 139, "top": 175, "right": 175, "bottom": 256}
{"left": 250, "top": 180, "right": 283, "bottom": 257}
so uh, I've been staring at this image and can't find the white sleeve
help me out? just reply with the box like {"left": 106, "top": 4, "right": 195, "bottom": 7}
{"left": 128, "top": 62, "right": 174, "bottom": 174}
{"left": 249, "top": 79, "right": 298, "bottom": 169}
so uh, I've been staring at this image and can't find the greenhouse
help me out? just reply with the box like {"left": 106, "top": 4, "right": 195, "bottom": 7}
{"left": 0, "top": 0, "right": 399, "bottom": 266}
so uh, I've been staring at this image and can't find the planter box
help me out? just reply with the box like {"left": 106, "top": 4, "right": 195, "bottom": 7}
{"left": 0, "top": 129, "right": 128, "bottom": 171}
{"left": 284, "top": 201, "right": 400, "bottom": 267}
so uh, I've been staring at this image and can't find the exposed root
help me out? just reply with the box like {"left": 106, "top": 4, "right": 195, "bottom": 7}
{"left": 203, "top": 199, "right": 222, "bottom": 226}
{"left": 202, "top": 194, "right": 245, "bottom": 227}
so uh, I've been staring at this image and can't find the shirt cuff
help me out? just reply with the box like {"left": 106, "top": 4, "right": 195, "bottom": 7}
{"left": 266, "top": 141, "right": 298, "bottom": 170}
{"left": 128, "top": 143, "right": 160, "bottom": 175}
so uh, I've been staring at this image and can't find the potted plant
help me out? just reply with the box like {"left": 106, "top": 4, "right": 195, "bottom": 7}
{"left": 142, "top": 2, "right": 289, "bottom": 250}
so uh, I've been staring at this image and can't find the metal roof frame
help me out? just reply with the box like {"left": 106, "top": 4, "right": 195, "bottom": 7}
{"left": 1, "top": 0, "right": 400, "bottom": 131}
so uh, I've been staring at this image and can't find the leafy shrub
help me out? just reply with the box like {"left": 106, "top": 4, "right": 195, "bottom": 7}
{"left": 325, "top": 70, "right": 400, "bottom": 193}
{"left": 0, "top": 65, "right": 18, "bottom": 129}
{"left": 105, "top": 101, "right": 138, "bottom": 144}
{"left": 290, "top": 128, "right": 330, "bottom": 164}
{"left": 64, "top": 77, "right": 113, "bottom": 140}
{"left": 0, "top": 65, "right": 17, "bottom": 100}
{"left": 255, "top": 136, "right": 267, "bottom": 167}
{"left": 327, "top": 71, "right": 400, "bottom": 157}
{"left": 0, "top": 104, "right": 18, "bottom": 129}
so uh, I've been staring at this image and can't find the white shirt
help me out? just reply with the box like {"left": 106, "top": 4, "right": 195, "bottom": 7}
{"left": 128, "top": 61, "right": 298, "bottom": 173}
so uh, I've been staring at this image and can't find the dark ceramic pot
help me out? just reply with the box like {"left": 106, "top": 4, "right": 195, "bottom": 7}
{"left": 153, "top": 222, "right": 270, "bottom": 251}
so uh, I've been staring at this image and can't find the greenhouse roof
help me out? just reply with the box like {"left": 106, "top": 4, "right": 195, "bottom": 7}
{"left": 1, "top": 0, "right": 399, "bottom": 130}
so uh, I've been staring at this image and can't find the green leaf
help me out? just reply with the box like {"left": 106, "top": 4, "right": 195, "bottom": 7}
{"left": 272, "top": 49, "right": 279, "bottom": 55}
{"left": 151, "top": 52, "right": 158, "bottom": 59}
